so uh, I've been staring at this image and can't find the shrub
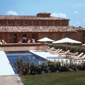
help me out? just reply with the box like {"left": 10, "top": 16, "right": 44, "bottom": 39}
{"left": 14, "top": 57, "right": 29, "bottom": 75}
{"left": 41, "top": 62, "right": 49, "bottom": 73}
{"left": 13, "top": 55, "right": 85, "bottom": 75}
{"left": 30, "top": 61, "right": 37, "bottom": 75}
{"left": 82, "top": 62, "right": 85, "bottom": 70}
{"left": 47, "top": 61, "right": 61, "bottom": 72}
{"left": 36, "top": 62, "right": 42, "bottom": 74}
{"left": 59, "top": 64, "right": 68, "bottom": 72}
{"left": 76, "top": 64, "right": 83, "bottom": 70}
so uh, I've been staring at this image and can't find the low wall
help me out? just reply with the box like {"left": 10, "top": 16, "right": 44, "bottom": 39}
{"left": 0, "top": 43, "right": 45, "bottom": 51}
{"left": 0, "top": 45, "right": 45, "bottom": 51}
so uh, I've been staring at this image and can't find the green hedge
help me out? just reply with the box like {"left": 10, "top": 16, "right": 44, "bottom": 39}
{"left": 14, "top": 57, "right": 85, "bottom": 75}
{"left": 47, "top": 43, "right": 85, "bottom": 53}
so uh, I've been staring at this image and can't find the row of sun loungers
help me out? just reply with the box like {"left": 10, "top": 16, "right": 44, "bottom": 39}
{"left": 0, "top": 39, "right": 36, "bottom": 44}
{"left": 36, "top": 46, "right": 85, "bottom": 60}
{"left": 70, "top": 53, "right": 85, "bottom": 60}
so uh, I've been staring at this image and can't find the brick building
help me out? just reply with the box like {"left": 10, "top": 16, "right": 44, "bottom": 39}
{"left": 0, "top": 12, "right": 85, "bottom": 44}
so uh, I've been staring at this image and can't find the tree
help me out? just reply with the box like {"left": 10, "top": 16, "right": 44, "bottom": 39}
{"left": 64, "top": 32, "right": 73, "bottom": 38}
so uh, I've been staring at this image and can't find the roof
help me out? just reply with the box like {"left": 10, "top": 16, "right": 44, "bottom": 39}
{"left": 37, "top": 12, "right": 51, "bottom": 14}
{"left": 0, "top": 26, "right": 84, "bottom": 32}
{"left": 0, "top": 15, "right": 69, "bottom": 20}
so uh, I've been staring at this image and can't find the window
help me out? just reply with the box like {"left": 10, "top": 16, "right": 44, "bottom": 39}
{"left": 8, "top": 21, "right": 15, "bottom": 26}
{"left": 9, "top": 34, "right": 13, "bottom": 43}
{"left": 57, "top": 21, "right": 61, "bottom": 26}
{"left": 23, "top": 34, "right": 27, "bottom": 43}
{"left": 25, "top": 21, "right": 32, "bottom": 26}
{"left": 54, "top": 21, "right": 58, "bottom": 26}
{"left": 0, "top": 21, "right": 2, "bottom": 26}
{"left": 17, "top": 21, "right": 23, "bottom": 26}
{"left": 48, "top": 21, "right": 53, "bottom": 26}
{"left": 32, "top": 34, "right": 36, "bottom": 43}
{"left": 0, "top": 21, "right": 6, "bottom": 26}
{"left": 41, "top": 21, "right": 46, "bottom": 26}
{"left": 33, "top": 21, "right": 39, "bottom": 26}
{"left": 32, "top": 34, "right": 35, "bottom": 39}
{"left": 62, "top": 21, "right": 68, "bottom": 26}
{"left": 49, "top": 33, "right": 52, "bottom": 38}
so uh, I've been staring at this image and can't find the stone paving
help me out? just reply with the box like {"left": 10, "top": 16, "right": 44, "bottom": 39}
{"left": 0, "top": 75, "right": 20, "bottom": 85}
{"left": 0, "top": 51, "right": 23, "bottom": 85}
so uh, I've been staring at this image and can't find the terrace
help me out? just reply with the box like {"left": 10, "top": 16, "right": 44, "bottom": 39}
{"left": 0, "top": 44, "right": 85, "bottom": 85}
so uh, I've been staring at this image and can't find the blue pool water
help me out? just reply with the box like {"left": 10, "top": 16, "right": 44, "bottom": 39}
{"left": 5, "top": 51, "right": 45, "bottom": 74}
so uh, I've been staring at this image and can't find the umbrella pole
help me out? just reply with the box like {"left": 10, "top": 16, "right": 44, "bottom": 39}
{"left": 45, "top": 41, "right": 46, "bottom": 47}
{"left": 66, "top": 43, "right": 67, "bottom": 51}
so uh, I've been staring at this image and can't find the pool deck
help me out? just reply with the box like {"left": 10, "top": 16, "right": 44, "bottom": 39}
{"left": 29, "top": 50, "right": 69, "bottom": 62}
{"left": 0, "top": 75, "right": 20, "bottom": 85}
{"left": 0, "top": 51, "right": 15, "bottom": 76}
{"left": 0, "top": 51, "right": 23, "bottom": 85}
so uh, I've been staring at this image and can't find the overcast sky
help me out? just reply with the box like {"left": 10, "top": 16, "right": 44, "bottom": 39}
{"left": 0, "top": 0, "right": 85, "bottom": 28}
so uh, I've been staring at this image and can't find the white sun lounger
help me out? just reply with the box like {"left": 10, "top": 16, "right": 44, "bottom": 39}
{"left": 73, "top": 54, "right": 85, "bottom": 60}
{"left": 70, "top": 52, "right": 84, "bottom": 59}
{"left": 50, "top": 49, "right": 60, "bottom": 54}
{"left": 59, "top": 50, "right": 70, "bottom": 56}
{"left": 52, "top": 49, "right": 63, "bottom": 54}
{"left": 82, "top": 54, "right": 85, "bottom": 59}
{"left": 64, "top": 52, "right": 79, "bottom": 58}
{"left": 73, "top": 52, "right": 78, "bottom": 56}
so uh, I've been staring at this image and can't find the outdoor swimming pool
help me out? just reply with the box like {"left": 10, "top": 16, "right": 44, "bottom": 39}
{"left": 5, "top": 51, "right": 46, "bottom": 74}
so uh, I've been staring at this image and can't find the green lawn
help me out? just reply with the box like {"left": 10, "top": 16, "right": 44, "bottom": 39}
{"left": 21, "top": 71, "right": 85, "bottom": 85}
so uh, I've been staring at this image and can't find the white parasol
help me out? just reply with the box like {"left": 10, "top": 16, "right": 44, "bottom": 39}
{"left": 53, "top": 37, "right": 81, "bottom": 51}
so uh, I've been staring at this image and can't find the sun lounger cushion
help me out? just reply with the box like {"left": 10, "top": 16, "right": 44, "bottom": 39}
{"left": 78, "top": 53, "right": 84, "bottom": 57}
{"left": 82, "top": 54, "right": 85, "bottom": 58}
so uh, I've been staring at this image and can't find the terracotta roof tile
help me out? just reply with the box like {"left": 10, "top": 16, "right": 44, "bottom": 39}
{"left": 0, "top": 15, "right": 69, "bottom": 20}
{"left": 0, "top": 26, "right": 84, "bottom": 32}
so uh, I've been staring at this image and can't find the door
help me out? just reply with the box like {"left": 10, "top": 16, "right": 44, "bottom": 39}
{"left": 13, "top": 34, "right": 17, "bottom": 43}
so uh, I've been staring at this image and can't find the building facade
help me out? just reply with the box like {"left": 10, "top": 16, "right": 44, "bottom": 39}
{"left": 0, "top": 12, "right": 85, "bottom": 43}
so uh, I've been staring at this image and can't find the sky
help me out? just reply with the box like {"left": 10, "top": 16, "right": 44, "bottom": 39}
{"left": 0, "top": 0, "right": 85, "bottom": 28}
